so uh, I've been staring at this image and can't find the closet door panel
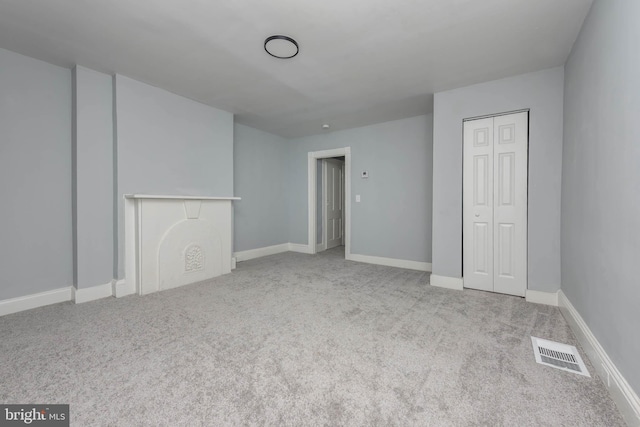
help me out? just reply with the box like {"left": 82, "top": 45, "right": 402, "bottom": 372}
{"left": 493, "top": 112, "right": 528, "bottom": 297}
{"left": 463, "top": 117, "right": 494, "bottom": 292}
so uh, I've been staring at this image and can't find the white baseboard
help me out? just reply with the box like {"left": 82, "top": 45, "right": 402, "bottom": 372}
{"left": 430, "top": 274, "right": 464, "bottom": 290}
{"left": 347, "top": 253, "right": 432, "bottom": 272}
{"left": 231, "top": 257, "right": 237, "bottom": 270}
{"left": 288, "top": 243, "right": 313, "bottom": 254}
{"left": 0, "top": 287, "right": 73, "bottom": 317}
{"left": 73, "top": 281, "right": 114, "bottom": 304}
{"left": 234, "top": 243, "right": 289, "bottom": 262}
{"left": 234, "top": 243, "right": 429, "bottom": 274}
{"left": 316, "top": 243, "right": 324, "bottom": 253}
{"left": 559, "top": 290, "right": 640, "bottom": 426}
{"left": 525, "top": 289, "right": 559, "bottom": 306}
{"left": 114, "top": 279, "right": 135, "bottom": 298}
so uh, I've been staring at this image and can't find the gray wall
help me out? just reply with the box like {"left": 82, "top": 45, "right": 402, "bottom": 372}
{"left": 115, "top": 75, "right": 234, "bottom": 277}
{"left": 432, "top": 67, "right": 564, "bottom": 292}
{"left": 287, "top": 115, "right": 433, "bottom": 263}
{"left": 73, "top": 66, "right": 113, "bottom": 289}
{"left": 562, "top": 0, "right": 640, "bottom": 393}
{"left": 233, "top": 124, "right": 288, "bottom": 252}
{"left": 0, "top": 48, "right": 72, "bottom": 299}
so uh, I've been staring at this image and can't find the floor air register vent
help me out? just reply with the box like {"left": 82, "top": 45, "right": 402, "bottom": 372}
{"left": 531, "top": 336, "right": 590, "bottom": 377}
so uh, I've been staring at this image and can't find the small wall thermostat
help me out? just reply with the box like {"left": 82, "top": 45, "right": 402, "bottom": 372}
{"left": 361, "top": 171, "right": 369, "bottom": 178}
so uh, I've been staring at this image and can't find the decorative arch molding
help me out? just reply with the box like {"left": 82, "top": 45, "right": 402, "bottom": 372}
{"left": 156, "top": 218, "right": 222, "bottom": 293}
{"left": 123, "top": 195, "right": 239, "bottom": 296}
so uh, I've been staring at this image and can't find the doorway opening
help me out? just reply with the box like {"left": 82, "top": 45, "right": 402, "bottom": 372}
{"left": 317, "top": 156, "right": 345, "bottom": 252}
{"left": 307, "top": 147, "right": 351, "bottom": 258}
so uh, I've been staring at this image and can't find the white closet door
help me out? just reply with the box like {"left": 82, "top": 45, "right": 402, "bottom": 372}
{"left": 493, "top": 112, "right": 528, "bottom": 296}
{"left": 463, "top": 111, "right": 528, "bottom": 297}
{"left": 463, "top": 117, "right": 494, "bottom": 292}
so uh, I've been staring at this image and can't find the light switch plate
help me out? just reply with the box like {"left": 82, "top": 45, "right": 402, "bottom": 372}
{"left": 361, "top": 171, "right": 369, "bottom": 178}
{"left": 356, "top": 195, "right": 361, "bottom": 202}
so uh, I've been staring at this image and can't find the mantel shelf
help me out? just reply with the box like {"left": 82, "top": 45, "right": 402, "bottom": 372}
{"left": 124, "top": 194, "right": 241, "bottom": 201}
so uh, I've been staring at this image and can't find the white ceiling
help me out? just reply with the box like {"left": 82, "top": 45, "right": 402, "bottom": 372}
{"left": 0, "top": 0, "right": 593, "bottom": 138}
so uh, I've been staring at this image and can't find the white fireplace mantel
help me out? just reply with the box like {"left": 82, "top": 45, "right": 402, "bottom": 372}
{"left": 120, "top": 194, "right": 240, "bottom": 297}
{"left": 125, "top": 194, "right": 241, "bottom": 201}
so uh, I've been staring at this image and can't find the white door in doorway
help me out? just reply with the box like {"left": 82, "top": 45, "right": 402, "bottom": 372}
{"left": 463, "top": 111, "right": 528, "bottom": 297}
{"left": 324, "top": 158, "right": 344, "bottom": 249}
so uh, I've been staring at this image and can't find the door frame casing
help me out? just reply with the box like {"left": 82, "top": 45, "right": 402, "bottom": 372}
{"left": 308, "top": 147, "right": 351, "bottom": 257}
{"left": 321, "top": 159, "right": 328, "bottom": 252}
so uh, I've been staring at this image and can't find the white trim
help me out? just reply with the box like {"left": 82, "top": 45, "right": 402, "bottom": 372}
{"left": 525, "top": 289, "right": 559, "bottom": 306}
{"left": 347, "top": 253, "right": 432, "bottom": 272}
{"left": 321, "top": 159, "right": 328, "bottom": 252}
{"left": 124, "top": 196, "right": 139, "bottom": 296}
{"left": 308, "top": 147, "right": 351, "bottom": 258}
{"left": 232, "top": 244, "right": 432, "bottom": 271}
{"left": 73, "top": 281, "right": 114, "bottom": 304}
{"left": 316, "top": 243, "right": 324, "bottom": 253}
{"left": 430, "top": 274, "right": 464, "bottom": 290}
{"left": 231, "top": 243, "right": 315, "bottom": 261}
{"left": 0, "top": 287, "right": 73, "bottom": 316}
{"left": 288, "top": 243, "right": 313, "bottom": 254}
{"left": 559, "top": 290, "right": 640, "bottom": 426}
{"left": 114, "top": 279, "right": 135, "bottom": 298}
{"left": 231, "top": 257, "right": 237, "bottom": 270}
{"left": 463, "top": 108, "right": 530, "bottom": 122}
{"left": 125, "top": 194, "right": 240, "bottom": 201}
{"left": 234, "top": 243, "right": 289, "bottom": 262}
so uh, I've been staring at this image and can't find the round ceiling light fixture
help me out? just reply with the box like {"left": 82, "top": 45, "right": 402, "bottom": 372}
{"left": 264, "top": 35, "right": 299, "bottom": 59}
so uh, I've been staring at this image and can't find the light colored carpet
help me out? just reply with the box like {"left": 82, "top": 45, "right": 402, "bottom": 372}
{"left": 0, "top": 247, "right": 625, "bottom": 426}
